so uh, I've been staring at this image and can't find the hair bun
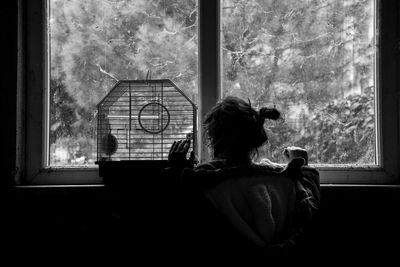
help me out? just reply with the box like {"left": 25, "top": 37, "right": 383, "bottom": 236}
{"left": 259, "top": 107, "right": 281, "bottom": 121}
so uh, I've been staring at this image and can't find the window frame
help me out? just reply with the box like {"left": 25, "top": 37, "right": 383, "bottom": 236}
{"left": 23, "top": 0, "right": 101, "bottom": 184}
{"left": 20, "top": 0, "right": 399, "bottom": 185}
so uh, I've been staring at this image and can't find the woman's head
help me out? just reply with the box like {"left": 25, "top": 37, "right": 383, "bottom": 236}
{"left": 204, "top": 96, "right": 280, "bottom": 161}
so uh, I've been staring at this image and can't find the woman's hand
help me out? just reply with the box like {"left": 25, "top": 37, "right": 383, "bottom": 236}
{"left": 284, "top": 146, "right": 308, "bottom": 166}
{"left": 168, "top": 139, "right": 197, "bottom": 168}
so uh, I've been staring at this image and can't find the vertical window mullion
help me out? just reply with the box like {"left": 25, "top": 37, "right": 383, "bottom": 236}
{"left": 378, "top": 0, "right": 399, "bottom": 181}
{"left": 198, "top": 0, "right": 221, "bottom": 162}
{"left": 44, "top": 0, "right": 50, "bottom": 168}
{"left": 25, "top": 0, "right": 46, "bottom": 183}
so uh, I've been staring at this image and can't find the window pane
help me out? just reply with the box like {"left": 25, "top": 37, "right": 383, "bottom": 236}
{"left": 48, "top": 0, "right": 198, "bottom": 166}
{"left": 222, "top": 0, "right": 376, "bottom": 164}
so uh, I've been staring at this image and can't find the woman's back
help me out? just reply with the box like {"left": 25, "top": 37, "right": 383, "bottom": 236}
{"left": 164, "top": 96, "right": 320, "bottom": 263}
{"left": 205, "top": 171, "right": 297, "bottom": 246}
{"left": 168, "top": 159, "right": 318, "bottom": 264}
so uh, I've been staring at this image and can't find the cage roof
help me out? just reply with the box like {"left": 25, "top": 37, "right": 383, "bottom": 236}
{"left": 97, "top": 79, "right": 197, "bottom": 109}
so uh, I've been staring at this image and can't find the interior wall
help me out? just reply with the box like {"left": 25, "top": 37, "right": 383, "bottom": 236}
{"left": 1, "top": 1, "right": 18, "bottom": 187}
{"left": 4, "top": 185, "right": 400, "bottom": 263}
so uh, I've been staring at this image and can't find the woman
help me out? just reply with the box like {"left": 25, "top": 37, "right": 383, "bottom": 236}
{"left": 165, "top": 96, "right": 320, "bottom": 263}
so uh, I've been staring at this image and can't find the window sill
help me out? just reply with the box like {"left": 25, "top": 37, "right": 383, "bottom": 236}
{"left": 24, "top": 168, "right": 102, "bottom": 185}
{"left": 11, "top": 182, "right": 400, "bottom": 192}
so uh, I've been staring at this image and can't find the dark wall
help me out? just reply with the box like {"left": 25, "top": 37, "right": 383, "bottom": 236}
{"left": 4, "top": 185, "right": 400, "bottom": 264}
{"left": 1, "top": 1, "right": 18, "bottom": 186}
{"left": 313, "top": 186, "right": 400, "bottom": 262}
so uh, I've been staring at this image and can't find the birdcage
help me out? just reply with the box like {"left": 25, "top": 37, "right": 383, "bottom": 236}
{"left": 95, "top": 79, "right": 197, "bottom": 180}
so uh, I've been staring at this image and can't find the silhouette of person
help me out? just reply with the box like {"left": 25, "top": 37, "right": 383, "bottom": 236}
{"left": 164, "top": 96, "right": 320, "bottom": 264}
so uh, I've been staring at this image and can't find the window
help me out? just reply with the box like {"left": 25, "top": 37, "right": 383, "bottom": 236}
{"left": 23, "top": 0, "right": 399, "bottom": 185}
{"left": 48, "top": 0, "right": 198, "bottom": 166}
{"left": 221, "top": 0, "right": 376, "bottom": 165}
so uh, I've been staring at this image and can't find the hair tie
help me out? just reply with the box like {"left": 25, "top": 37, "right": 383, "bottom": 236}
{"left": 259, "top": 107, "right": 281, "bottom": 121}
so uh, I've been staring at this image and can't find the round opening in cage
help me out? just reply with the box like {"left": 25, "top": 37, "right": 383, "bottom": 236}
{"left": 138, "top": 102, "right": 170, "bottom": 134}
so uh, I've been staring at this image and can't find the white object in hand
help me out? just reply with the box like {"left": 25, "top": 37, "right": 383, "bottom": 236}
{"left": 284, "top": 146, "right": 308, "bottom": 165}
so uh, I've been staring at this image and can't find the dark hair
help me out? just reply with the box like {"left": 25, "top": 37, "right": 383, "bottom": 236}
{"left": 204, "top": 96, "right": 280, "bottom": 160}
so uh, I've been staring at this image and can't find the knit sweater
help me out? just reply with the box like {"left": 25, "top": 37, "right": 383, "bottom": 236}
{"left": 163, "top": 158, "right": 320, "bottom": 256}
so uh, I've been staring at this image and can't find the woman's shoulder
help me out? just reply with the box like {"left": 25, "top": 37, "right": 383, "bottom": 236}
{"left": 195, "top": 158, "right": 319, "bottom": 179}
{"left": 181, "top": 158, "right": 320, "bottom": 191}
{"left": 194, "top": 160, "right": 227, "bottom": 171}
